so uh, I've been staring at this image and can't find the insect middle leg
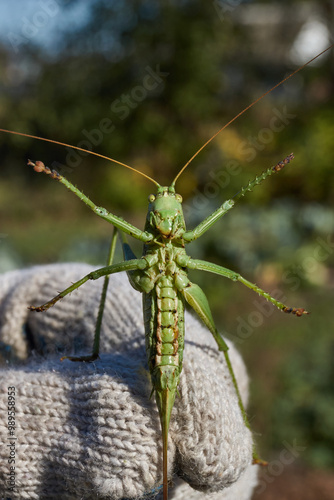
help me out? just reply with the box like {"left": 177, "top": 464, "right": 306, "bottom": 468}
{"left": 29, "top": 251, "right": 147, "bottom": 363}
{"left": 29, "top": 257, "right": 144, "bottom": 313}
{"left": 186, "top": 259, "right": 308, "bottom": 315}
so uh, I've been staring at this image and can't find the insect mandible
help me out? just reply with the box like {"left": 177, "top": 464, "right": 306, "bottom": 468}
{"left": 0, "top": 44, "right": 332, "bottom": 500}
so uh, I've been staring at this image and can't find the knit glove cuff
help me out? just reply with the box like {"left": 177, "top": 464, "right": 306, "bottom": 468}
{"left": 0, "top": 264, "right": 258, "bottom": 499}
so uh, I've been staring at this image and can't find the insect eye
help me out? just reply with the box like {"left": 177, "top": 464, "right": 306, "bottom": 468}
{"left": 175, "top": 194, "right": 182, "bottom": 202}
{"left": 148, "top": 194, "right": 155, "bottom": 202}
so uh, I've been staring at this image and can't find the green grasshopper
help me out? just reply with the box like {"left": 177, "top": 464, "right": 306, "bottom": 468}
{"left": 1, "top": 45, "right": 332, "bottom": 500}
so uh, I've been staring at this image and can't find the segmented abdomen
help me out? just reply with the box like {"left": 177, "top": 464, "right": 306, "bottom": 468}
{"left": 143, "top": 274, "right": 185, "bottom": 389}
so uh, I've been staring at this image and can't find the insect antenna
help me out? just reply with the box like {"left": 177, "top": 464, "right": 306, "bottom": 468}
{"left": 0, "top": 128, "right": 159, "bottom": 186}
{"left": 172, "top": 43, "right": 333, "bottom": 187}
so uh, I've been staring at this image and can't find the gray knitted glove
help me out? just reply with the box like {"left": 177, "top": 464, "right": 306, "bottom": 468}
{"left": 0, "top": 264, "right": 258, "bottom": 499}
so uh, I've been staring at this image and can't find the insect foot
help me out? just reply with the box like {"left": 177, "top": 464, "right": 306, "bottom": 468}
{"left": 252, "top": 457, "right": 269, "bottom": 466}
{"left": 60, "top": 354, "right": 100, "bottom": 363}
{"left": 28, "top": 305, "right": 46, "bottom": 312}
{"left": 272, "top": 153, "right": 294, "bottom": 172}
{"left": 27, "top": 159, "right": 61, "bottom": 180}
{"left": 282, "top": 307, "right": 309, "bottom": 316}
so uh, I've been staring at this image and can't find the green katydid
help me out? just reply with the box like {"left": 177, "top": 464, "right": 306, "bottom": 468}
{"left": 1, "top": 44, "right": 332, "bottom": 500}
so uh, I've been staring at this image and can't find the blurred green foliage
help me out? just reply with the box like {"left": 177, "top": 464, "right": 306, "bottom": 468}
{"left": 271, "top": 331, "right": 334, "bottom": 469}
{"left": 0, "top": 0, "right": 333, "bottom": 470}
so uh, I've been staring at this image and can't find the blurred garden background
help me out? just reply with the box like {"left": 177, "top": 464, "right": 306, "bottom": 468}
{"left": 0, "top": 1, "right": 333, "bottom": 498}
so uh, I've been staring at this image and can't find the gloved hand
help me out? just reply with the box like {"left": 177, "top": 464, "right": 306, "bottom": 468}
{"left": 0, "top": 263, "right": 258, "bottom": 499}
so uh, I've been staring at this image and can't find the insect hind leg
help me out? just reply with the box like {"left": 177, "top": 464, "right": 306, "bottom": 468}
{"left": 61, "top": 229, "right": 119, "bottom": 363}
{"left": 181, "top": 278, "right": 265, "bottom": 463}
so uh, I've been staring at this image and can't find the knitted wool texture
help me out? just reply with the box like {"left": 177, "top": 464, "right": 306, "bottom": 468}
{"left": 0, "top": 264, "right": 258, "bottom": 499}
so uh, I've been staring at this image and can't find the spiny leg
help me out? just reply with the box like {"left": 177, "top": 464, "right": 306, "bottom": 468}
{"left": 181, "top": 279, "right": 266, "bottom": 463}
{"left": 61, "top": 228, "right": 119, "bottom": 363}
{"left": 183, "top": 154, "right": 294, "bottom": 242}
{"left": 27, "top": 160, "right": 153, "bottom": 243}
{"left": 216, "top": 336, "right": 267, "bottom": 464}
{"left": 29, "top": 258, "right": 146, "bottom": 313}
{"left": 186, "top": 258, "right": 308, "bottom": 316}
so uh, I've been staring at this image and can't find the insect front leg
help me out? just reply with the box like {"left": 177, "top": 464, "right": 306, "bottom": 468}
{"left": 183, "top": 154, "right": 294, "bottom": 242}
{"left": 27, "top": 160, "right": 153, "bottom": 243}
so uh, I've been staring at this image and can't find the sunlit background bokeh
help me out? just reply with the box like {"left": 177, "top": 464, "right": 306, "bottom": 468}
{"left": 0, "top": 1, "right": 333, "bottom": 498}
